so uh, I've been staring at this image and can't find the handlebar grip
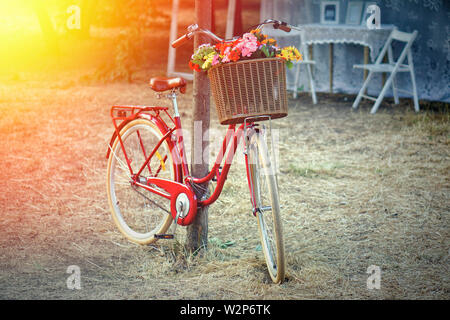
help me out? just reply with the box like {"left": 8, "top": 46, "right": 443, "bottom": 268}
{"left": 279, "top": 24, "right": 291, "bottom": 32}
{"left": 172, "top": 34, "right": 190, "bottom": 48}
{"left": 272, "top": 20, "right": 291, "bottom": 33}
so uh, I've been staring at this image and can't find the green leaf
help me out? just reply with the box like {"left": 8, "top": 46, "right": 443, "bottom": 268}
{"left": 221, "top": 240, "right": 235, "bottom": 249}
{"left": 209, "top": 238, "right": 235, "bottom": 249}
{"left": 261, "top": 45, "right": 270, "bottom": 58}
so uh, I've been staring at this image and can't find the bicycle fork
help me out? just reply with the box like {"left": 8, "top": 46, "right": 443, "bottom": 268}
{"left": 243, "top": 116, "right": 276, "bottom": 217}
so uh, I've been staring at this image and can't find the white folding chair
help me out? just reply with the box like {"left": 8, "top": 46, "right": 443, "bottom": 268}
{"left": 293, "top": 30, "right": 317, "bottom": 104}
{"left": 352, "top": 28, "right": 419, "bottom": 114}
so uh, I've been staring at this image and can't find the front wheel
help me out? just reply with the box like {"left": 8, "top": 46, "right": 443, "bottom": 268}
{"left": 247, "top": 128, "right": 285, "bottom": 283}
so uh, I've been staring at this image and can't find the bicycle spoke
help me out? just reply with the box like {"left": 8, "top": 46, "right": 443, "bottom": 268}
{"left": 108, "top": 143, "right": 131, "bottom": 177}
{"left": 154, "top": 155, "right": 168, "bottom": 176}
{"left": 131, "top": 184, "right": 171, "bottom": 215}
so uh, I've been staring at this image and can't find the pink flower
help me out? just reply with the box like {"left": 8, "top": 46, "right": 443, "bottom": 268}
{"left": 221, "top": 47, "right": 231, "bottom": 63}
{"left": 235, "top": 33, "right": 258, "bottom": 57}
{"left": 212, "top": 54, "right": 221, "bottom": 66}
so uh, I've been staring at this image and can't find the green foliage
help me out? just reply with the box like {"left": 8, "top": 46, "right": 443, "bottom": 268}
{"left": 190, "top": 45, "right": 217, "bottom": 67}
{"left": 89, "top": 0, "right": 170, "bottom": 82}
{"left": 89, "top": 29, "right": 139, "bottom": 83}
{"left": 209, "top": 238, "right": 235, "bottom": 249}
{"left": 260, "top": 45, "right": 275, "bottom": 58}
{"left": 296, "top": 85, "right": 305, "bottom": 92}
{"left": 92, "top": 0, "right": 170, "bottom": 29}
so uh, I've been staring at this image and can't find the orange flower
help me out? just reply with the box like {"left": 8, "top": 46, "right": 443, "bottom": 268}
{"left": 250, "top": 28, "right": 267, "bottom": 41}
{"left": 261, "top": 38, "right": 277, "bottom": 46}
{"left": 228, "top": 49, "right": 240, "bottom": 62}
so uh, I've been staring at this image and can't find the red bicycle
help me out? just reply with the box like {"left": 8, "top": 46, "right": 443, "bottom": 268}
{"left": 106, "top": 20, "right": 293, "bottom": 283}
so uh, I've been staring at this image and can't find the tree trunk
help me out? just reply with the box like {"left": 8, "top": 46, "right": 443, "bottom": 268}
{"left": 234, "top": 0, "right": 243, "bottom": 36}
{"left": 185, "top": 0, "right": 213, "bottom": 253}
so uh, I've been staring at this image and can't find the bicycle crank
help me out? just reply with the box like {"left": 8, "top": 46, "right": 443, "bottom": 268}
{"left": 175, "top": 193, "right": 190, "bottom": 219}
{"left": 159, "top": 194, "right": 190, "bottom": 240}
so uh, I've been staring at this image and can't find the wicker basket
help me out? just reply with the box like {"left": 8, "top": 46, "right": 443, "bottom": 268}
{"left": 208, "top": 57, "right": 288, "bottom": 125}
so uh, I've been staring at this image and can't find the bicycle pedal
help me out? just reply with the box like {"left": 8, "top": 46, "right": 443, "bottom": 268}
{"left": 154, "top": 234, "right": 175, "bottom": 239}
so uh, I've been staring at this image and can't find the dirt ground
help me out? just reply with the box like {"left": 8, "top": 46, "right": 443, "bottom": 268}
{"left": 0, "top": 70, "right": 448, "bottom": 299}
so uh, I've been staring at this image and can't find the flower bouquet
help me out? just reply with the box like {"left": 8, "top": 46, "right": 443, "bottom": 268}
{"left": 189, "top": 29, "right": 302, "bottom": 72}
{"left": 189, "top": 29, "right": 302, "bottom": 125}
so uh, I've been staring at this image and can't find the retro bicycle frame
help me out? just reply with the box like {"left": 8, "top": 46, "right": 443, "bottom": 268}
{"left": 107, "top": 91, "right": 259, "bottom": 226}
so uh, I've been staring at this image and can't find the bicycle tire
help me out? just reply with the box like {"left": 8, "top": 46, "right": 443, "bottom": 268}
{"left": 106, "top": 118, "right": 175, "bottom": 244}
{"left": 247, "top": 129, "right": 285, "bottom": 283}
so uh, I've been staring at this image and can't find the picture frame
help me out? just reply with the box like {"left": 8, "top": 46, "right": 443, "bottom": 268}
{"left": 320, "top": 1, "right": 340, "bottom": 25}
{"left": 345, "top": 1, "right": 363, "bottom": 25}
{"left": 361, "top": 2, "right": 377, "bottom": 26}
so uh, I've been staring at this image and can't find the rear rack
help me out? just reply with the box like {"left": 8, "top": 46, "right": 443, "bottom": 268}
{"left": 110, "top": 105, "right": 176, "bottom": 133}
{"left": 111, "top": 105, "right": 169, "bottom": 121}
{"left": 107, "top": 105, "right": 176, "bottom": 160}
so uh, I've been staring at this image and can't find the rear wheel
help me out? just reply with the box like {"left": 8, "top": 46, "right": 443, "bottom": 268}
{"left": 106, "top": 119, "right": 175, "bottom": 244}
{"left": 247, "top": 129, "right": 285, "bottom": 283}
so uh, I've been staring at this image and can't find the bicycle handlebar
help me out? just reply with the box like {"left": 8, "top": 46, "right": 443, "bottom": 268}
{"left": 171, "top": 33, "right": 191, "bottom": 48}
{"left": 171, "top": 23, "right": 224, "bottom": 48}
{"left": 171, "top": 19, "right": 297, "bottom": 48}
{"left": 258, "top": 19, "right": 291, "bottom": 32}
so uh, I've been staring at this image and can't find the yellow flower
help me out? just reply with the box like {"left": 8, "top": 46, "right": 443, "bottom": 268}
{"left": 277, "top": 46, "right": 302, "bottom": 62}
{"left": 202, "top": 52, "right": 216, "bottom": 70}
{"left": 292, "top": 47, "right": 302, "bottom": 61}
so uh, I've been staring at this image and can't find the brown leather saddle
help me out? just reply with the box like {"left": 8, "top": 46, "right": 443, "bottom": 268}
{"left": 149, "top": 77, "right": 187, "bottom": 94}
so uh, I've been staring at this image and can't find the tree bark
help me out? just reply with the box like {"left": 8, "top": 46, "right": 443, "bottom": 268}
{"left": 185, "top": 0, "right": 212, "bottom": 253}
{"left": 233, "top": 0, "right": 243, "bottom": 36}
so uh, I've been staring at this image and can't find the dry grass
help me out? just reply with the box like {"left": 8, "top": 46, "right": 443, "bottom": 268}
{"left": 0, "top": 75, "right": 448, "bottom": 299}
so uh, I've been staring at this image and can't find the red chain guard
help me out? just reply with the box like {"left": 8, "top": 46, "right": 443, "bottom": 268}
{"left": 140, "top": 177, "right": 197, "bottom": 226}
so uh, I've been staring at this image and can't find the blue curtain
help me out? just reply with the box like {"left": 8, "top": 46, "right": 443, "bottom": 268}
{"left": 261, "top": 0, "right": 450, "bottom": 102}
{"left": 376, "top": 0, "right": 450, "bottom": 102}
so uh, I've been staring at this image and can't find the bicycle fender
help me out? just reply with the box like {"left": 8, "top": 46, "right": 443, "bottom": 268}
{"left": 106, "top": 118, "right": 131, "bottom": 160}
